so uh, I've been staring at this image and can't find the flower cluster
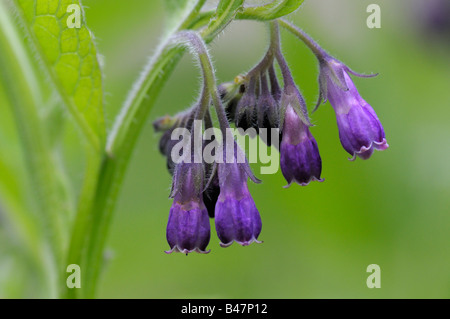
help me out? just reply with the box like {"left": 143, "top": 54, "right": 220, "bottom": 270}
{"left": 154, "top": 21, "right": 388, "bottom": 254}
{"left": 156, "top": 112, "right": 263, "bottom": 253}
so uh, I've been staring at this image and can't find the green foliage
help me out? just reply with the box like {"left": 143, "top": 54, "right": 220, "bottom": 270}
{"left": 15, "top": 0, "right": 105, "bottom": 150}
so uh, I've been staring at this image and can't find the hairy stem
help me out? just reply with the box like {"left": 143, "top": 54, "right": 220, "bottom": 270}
{"left": 278, "top": 18, "right": 326, "bottom": 59}
{"left": 174, "top": 31, "right": 229, "bottom": 133}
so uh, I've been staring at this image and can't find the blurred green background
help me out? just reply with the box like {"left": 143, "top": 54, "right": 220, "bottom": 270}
{"left": 1, "top": 0, "right": 450, "bottom": 298}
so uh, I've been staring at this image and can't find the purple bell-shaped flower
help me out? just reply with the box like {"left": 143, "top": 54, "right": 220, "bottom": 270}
{"left": 214, "top": 144, "right": 262, "bottom": 247}
{"left": 166, "top": 162, "right": 211, "bottom": 254}
{"left": 318, "top": 57, "right": 388, "bottom": 160}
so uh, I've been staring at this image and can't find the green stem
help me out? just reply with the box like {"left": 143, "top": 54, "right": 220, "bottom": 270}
{"left": 178, "top": 0, "right": 208, "bottom": 31}
{"left": 278, "top": 18, "right": 325, "bottom": 59}
{"left": 64, "top": 149, "right": 102, "bottom": 299}
{"left": 187, "top": 0, "right": 305, "bottom": 30}
{"left": 176, "top": 31, "right": 230, "bottom": 133}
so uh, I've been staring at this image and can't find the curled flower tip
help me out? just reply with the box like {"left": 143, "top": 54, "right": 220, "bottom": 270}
{"left": 346, "top": 67, "right": 379, "bottom": 78}
{"left": 164, "top": 246, "right": 211, "bottom": 255}
{"left": 219, "top": 237, "right": 263, "bottom": 248}
{"left": 348, "top": 138, "right": 389, "bottom": 161}
{"left": 283, "top": 176, "right": 324, "bottom": 189}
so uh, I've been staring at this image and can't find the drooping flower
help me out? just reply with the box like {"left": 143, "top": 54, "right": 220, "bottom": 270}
{"left": 280, "top": 104, "right": 323, "bottom": 186}
{"left": 165, "top": 162, "right": 210, "bottom": 254}
{"left": 317, "top": 57, "right": 388, "bottom": 160}
{"left": 277, "top": 75, "right": 323, "bottom": 187}
{"left": 214, "top": 144, "right": 262, "bottom": 247}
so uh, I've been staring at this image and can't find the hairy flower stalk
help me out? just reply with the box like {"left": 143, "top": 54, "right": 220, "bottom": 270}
{"left": 279, "top": 19, "right": 388, "bottom": 160}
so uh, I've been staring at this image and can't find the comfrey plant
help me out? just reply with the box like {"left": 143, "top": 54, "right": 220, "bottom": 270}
{"left": 154, "top": 18, "right": 388, "bottom": 254}
{"left": 0, "top": 0, "right": 387, "bottom": 298}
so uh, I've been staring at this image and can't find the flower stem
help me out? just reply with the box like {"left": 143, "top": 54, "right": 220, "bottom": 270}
{"left": 174, "top": 31, "right": 229, "bottom": 134}
{"left": 278, "top": 18, "right": 327, "bottom": 60}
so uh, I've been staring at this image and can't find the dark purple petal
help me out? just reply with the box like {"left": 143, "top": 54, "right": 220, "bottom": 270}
{"left": 280, "top": 138, "right": 323, "bottom": 186}
{"left": 167, "top": 161, "right": 211, "bottom": 254}
{"left": 215, "top": 191, "right": 262, "bottom": 247}
{"left": 280, "top": 106, "right": 323, "bottom": 186}
{"left": 165, "top": 201, "right": 211, "bottom": 254}
{"left": 214, "top": 150, "right": 262, "bottom": 247}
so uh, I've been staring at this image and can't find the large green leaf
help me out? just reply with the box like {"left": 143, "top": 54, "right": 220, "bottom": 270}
{"left": 13, "top": 0, "right": 105, "bottom": 150}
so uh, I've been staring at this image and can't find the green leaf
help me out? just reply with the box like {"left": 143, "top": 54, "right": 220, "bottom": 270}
{"left": 236, "top": 0, "right": 304, "bottom": 20}
{"left": 13, "top": 0, "right": 105, "bottom": 150}
{"left": 0, "top": 2, "right": 72, "bottom": 289}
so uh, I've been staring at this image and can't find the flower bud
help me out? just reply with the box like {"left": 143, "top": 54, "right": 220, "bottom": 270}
{"left": 235, "top": 77, "right": 258, "bottom": 130}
